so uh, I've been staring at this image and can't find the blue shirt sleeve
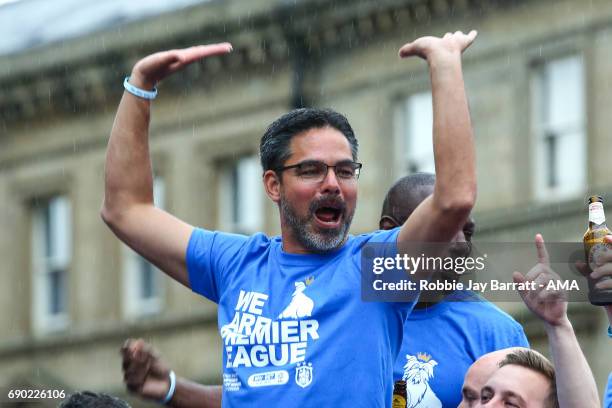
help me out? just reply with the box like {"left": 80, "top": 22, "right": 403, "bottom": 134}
{"left": 360, "top": 228, "right": 418, "bottom": 314}
{"left": 486, "top": 308, "right": 529, "bottom": 350}
{"left": 511, "top": 322, "right": 530, "bottom": 348}
{"left": 605, "top": 372, "right": 612, "bottom": 408}
{"left": 186, "top": 228, "right": 248, "bottom": 303}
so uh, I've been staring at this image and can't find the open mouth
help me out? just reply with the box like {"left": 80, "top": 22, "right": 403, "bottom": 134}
{"left": 314, "top": 207, "right": 342, "bottom": 223}
{"left": 312, "top": 199, "right": 344, "bottom": 228}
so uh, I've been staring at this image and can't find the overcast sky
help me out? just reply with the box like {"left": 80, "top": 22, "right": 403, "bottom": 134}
{"left": 0, "top": 0, "right": 208, "bottom": 55}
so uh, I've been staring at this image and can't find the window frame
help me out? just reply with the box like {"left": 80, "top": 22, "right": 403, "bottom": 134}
{"left": 218, "top": 154, "right": 264, "bottom": 235}
{"left": 530, "top": 53, "right": 587, "bottom": 201}
{"left": 393, "top": 90, "right": 435, "bottom": 177}
{"left": 31, "top": 195, "right": 72, "bottom": 333}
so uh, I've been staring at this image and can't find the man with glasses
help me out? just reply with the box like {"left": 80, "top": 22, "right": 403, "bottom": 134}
{"left": 120, "top": 173, "right": 526, "bottom": 408}
{"left": 103, "top": 30, "right": 478, "bottom": 406}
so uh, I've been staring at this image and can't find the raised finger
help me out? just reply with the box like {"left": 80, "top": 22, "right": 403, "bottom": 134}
{"left": 535, "top": 234, "right": 550, "bottom": 265}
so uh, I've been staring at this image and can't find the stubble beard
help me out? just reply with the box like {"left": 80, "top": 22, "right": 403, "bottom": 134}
{"left": 280, "top": 193, "right": 354, "bottom": 253}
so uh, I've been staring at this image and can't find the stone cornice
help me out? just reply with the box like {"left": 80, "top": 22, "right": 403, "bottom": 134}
{"left": 473, "top": 189, "right": 612, "bottom": 235}
{"left": 0, "top": 0, "right": 505, "bottom": 127}
{"left": 0, "top": 311, "right": 216, "bottom": 359}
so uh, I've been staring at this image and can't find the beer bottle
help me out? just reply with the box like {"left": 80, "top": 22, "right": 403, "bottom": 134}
{"left": 392, "top": 380, "right": 407, "bottom": 408}
{"left": 583, "top": 195, "right": 612, "bottom": 305}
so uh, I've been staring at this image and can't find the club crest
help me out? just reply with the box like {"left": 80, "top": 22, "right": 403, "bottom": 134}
{"left": 295, "top": 362, "right": 313, "bottom": 388}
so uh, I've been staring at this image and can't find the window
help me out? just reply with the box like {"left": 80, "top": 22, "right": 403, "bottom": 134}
{"left": 122, "top": 177, "right": 165, "bottom": 318}
{"left": 219, "top": 155, "right": 263, "bottom": 234}
{"left": 31, "top": 195, "right": 71, "bottom": 333}
{"left": 394, "top": 91, "right": 435, "bottom": 175}
{"left": 532, "top": 55, "right": 586, "bottom": 200}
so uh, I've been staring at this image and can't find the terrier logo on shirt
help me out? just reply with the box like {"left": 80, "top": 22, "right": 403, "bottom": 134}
{"left": 278, "top": 278, "right": 315, "bottom": 319}
{"left": 402, "top": 353, "right": 442, "bottom": 408}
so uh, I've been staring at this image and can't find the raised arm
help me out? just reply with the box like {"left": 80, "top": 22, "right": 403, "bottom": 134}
{"left": 101, "top": 44, "right": 232, "bottom": 287}
{"left": 514, "top": 235, "right": 600, "bottom": 408}
{"left": 397, "top": 31, "right": 477, "bottom": 244}
{"left": 122, "top": 339, "right": 222, "bottom": 408}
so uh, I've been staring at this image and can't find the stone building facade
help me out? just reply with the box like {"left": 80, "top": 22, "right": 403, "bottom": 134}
{"left": 1, "top": 0, "right": 610, "bottom": 405}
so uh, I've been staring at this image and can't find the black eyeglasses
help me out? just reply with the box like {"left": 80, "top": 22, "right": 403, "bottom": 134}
{"left": 276, "top": 160, "right": 363, "bottom": 183}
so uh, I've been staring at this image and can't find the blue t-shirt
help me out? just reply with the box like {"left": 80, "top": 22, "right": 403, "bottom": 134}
{"left": 187, "top": 228, "right": 415, "bottom": 407}
{"left": 392, "top": 291, "right": 529, "bottom": 407}
{"left": 605, "top": 372, "right": 612, "bottom": 408}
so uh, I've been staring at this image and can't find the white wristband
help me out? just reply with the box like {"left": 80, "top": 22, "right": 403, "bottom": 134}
{"left": 123, "top": 76, "right": 158, "bottom": 100}
{"left": 160, "top": 370, "right": 176, "bottom": 405}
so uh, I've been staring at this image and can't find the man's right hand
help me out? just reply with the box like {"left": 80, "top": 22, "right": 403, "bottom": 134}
{"left": 121, "top": 338, "right": 172, "bottom": 401}
{"left": 129, "top": 43, "right": 233, "bottom": 89}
